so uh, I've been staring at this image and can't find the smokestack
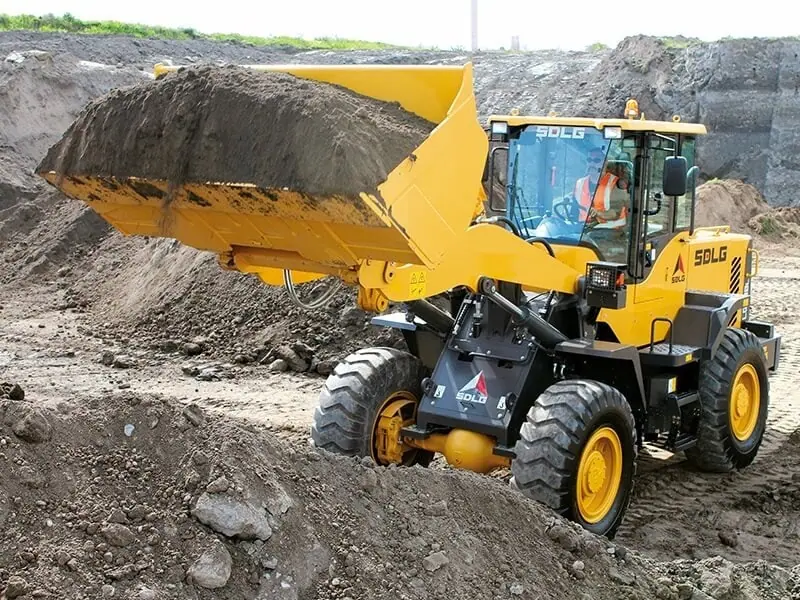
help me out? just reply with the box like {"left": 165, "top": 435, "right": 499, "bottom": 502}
{"left": 471, "top": 0, "right": 478, "bottom": 52}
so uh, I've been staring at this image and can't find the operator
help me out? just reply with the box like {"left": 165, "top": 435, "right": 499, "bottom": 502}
{"left": 574, "top": 148, "right": 628, "bottom": 228}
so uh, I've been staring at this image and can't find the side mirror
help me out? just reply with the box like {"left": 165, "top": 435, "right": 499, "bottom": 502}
{"left": 663, "top": 156, "right": 688, "bottom": 197}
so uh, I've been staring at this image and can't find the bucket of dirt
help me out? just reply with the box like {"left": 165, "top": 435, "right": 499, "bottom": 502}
{"left": 37, "top": 63, "right": 488, "bottom": 279}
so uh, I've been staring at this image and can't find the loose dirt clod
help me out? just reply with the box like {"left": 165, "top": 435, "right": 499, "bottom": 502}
{"left": 38, "top": 65, "right": 436, "bottom": 199}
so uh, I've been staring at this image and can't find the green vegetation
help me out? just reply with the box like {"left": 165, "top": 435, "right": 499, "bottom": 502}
{"left": 0, "top": 12, "right": 399, "bottom": 50}
{"left": 586, "top": 42, "right": 610, "bottom": 52}
{"left": 658, "top": 36, "right": 702, "bottom": 49}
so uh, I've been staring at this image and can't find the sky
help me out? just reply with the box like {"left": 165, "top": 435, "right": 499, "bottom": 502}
{"left": 3, "top": 0, "right": 798, "bottom": 51}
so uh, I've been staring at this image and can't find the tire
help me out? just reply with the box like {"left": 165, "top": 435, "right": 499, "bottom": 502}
{"left": 310, "top": 347, "right": 434, "bottom": 467}
{"left": 510, "top": 379, "right": 637, "bottom": 539}
{"left": 685, "top": 328, "right": 769, "bottom": 472}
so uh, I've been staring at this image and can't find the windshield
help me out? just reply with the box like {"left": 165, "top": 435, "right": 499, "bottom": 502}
{"left": 506, "top": 124, "right": 633, "bottom": 263}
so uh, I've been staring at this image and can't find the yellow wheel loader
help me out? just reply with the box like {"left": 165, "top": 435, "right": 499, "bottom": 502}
{"left": 39, "top": 63, "right": 781, "bottom": 538}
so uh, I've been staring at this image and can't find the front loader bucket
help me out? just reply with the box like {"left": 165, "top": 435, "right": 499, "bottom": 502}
{"left": 38, "top": 63, "right": 488, "bottom": 285}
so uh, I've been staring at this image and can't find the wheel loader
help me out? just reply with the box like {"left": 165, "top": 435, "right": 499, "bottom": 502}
{"left": 39, "top": 62, "right": 781, "bottom": 538}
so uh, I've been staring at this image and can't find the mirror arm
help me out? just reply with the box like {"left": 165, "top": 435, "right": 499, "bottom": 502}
{"left": 687, "top": 166, "right": 700, "bottom": 234}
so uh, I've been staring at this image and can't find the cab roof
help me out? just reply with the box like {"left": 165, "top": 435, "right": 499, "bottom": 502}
{"left": 487, "top": 114, "right": 707, "bottom": 136}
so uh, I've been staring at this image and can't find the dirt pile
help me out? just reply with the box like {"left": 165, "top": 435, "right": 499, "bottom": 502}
{"left": 694, "top": 179, "right": 770, "bottom": 232}
{"left": 0, "top": 51, "right": 145, "bottom": 280}
{"left": 693, "top": 179, "right": 800, "bottom": 242}
{"left": 2, "top": 387, "right": 799, "bottom": 600}
{"left": 38, "top": 65, "right": 436, "bottom": 197}
{"left": 62, "top": 238, "right": 403, "bottom": 365}
{"left": 749, "top": 207, "right": 800, "bottom": 239}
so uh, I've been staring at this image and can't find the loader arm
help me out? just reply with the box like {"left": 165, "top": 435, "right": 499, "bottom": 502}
{"left": 357, "top": 224, "right": 581, "bottom": 309}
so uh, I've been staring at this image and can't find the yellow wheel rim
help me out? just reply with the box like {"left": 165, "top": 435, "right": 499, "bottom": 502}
{"left": 371, "top": 392, "right": 417, "bottom": 465}
{"left": 730, "top": 363, "right": 760, "bottom": 441}
{"left": 576, "top": 427, "right": 623, "bottom": 524}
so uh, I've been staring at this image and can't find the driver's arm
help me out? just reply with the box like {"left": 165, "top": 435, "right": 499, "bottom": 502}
{"left": 597, "top": 186, "right": 628, "bottom": 219}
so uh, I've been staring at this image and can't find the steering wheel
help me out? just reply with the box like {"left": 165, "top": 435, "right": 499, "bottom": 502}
{"left": 552, "top": 195, "right": 581, "bottom": 223}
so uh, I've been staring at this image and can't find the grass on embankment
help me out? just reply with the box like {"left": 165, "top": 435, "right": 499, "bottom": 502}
{"left": 0, "top": 12, "right": 399, "bottom": 50}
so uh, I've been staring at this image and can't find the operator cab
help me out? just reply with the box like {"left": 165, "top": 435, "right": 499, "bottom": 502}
{"left": 484, "top": 101, "right": 704, "bottom": 279}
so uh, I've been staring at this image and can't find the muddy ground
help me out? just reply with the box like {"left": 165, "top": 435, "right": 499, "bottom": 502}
{"left": 3, "top": 30, "right": 800, "bottom": 599}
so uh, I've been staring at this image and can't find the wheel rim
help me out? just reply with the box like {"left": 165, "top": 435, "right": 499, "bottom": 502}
{"left": 730, "top": 363, "right": 760, "bottom": 441}
{"left": 371, "top": 392, "right": 418, "bottom": 465}
{"left": 576, "top": 426, "right": 623, "bottom": 524}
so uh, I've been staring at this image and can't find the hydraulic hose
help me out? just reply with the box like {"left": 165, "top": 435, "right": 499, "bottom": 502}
{"left": 283, "top": 270, "right": 342, "bottom": 310}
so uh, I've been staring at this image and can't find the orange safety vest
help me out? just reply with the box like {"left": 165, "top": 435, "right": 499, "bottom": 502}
{"left": 575, "top": 173, "right": 628, "bottom": 227}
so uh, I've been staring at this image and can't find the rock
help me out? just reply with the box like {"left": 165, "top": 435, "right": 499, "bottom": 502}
{"left": 233, "top": 353, "right": 251, "bottom": 364}
{"left": 718, "top": 529, "right": 738, "bottom": 548}
{"left": 128, "top": 505, "right": 147, "bottom": 521}
{"left": 0, "top": 382, "right": 25, "bottom": 401}
{"left": 676, "top": 583, "right": 694, "bottom": 600}
{"left": 359, "top": 469, "right": 378, "bottom": 491}
{"left": 102, "top": 523, "right": 136, "bottom": 547}
{"left": 424, "top": 500, "right": 448, "bottom": 517}
{"left": 262, "top": 556, "right": 278, "bottom": 570}
{"left": 112, "top": 354, "right": 135, "bottom": 369}
{"left": 188, "top": 540, "right": 232, "bottom": 589}
{"left": 206, "top": 476, "right": 230, "bottom": 493}
{"left": 101, "top": 584, "right": 115, "bottom": 597}
{"left": 5, "top": 576, "right": 29, "bottom": 598}
{"left": 698, "top": 559, "right": 733, "bottom": 597}
{"left": 11, "top": 408, "right": 52, "bottom": 443}
{"left": 192, "top": 336, "right": 209, "bottom": 349}
{"left": 56, "top": 550, "right": 70, "bottom": 565}
{"left": 5, "top": 51, "right": 25, "bottom": 63}
{"left": 268, "top": 358, "right": 288, "bottom": 372}
{"left": 191, "top": 492, "right": 272, "bottom": 540}
{"left": 339, "top": 306, "right": 365, "bottom": 328}
{"left": 573, "top": 560, "right": 585, "bottom": 572}
{"left": 546, "top": 523, "right": 580, "bottom": 552}
{"left": 183, "top": 342, "right": 203, "bottom": 356}
{"left": 197, "top": 367, "right": 221, "bottom": 381}
{"left": 422, "top": 551, "right": 448, "bottom": 572}
{"left": 100, "top": 351, "right": 115, "bottom": 365}
{"left": 108, "top": 508, "right": 128, "bottom": 523}
{"left": 290, "top": 341, "right": 313, "bottom": 360}
{"left": 509, "top": 583, "right": 524, "bottom": 595}
{"left": 183, "top": 403, "right": 205, "bottom": 427}
{"left": 136, "top": 588, "right": 157, "bottom": 600}
{"left": 274, "top": 345, "right": 309, "bottom": 372}
{"left": 160, "top": 339, "right": 179, "bottom": 352}
{"left": 315, "top": 360, "right": 336, "bottom": 376}
{"left": 609, "top": 567, "right": 635, "bottom": 586}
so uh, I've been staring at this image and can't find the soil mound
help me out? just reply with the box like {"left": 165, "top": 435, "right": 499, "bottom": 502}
{"left": 749, "top": 207, "right": 800, "bottom": 239}
{"left": 3, "top": 388, "right": 797, "bottom": 600}
{"left": 38, "top": 65, "right": 436, "bottom": 197}
{"left": 694, "top": 179, "right": 770, "bottom": 232}
{"left": 64, "top": 237, "right": 402, "bottom": 365}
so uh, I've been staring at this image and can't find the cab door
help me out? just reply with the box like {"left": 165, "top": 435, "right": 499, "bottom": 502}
{"left": 601, "top": 133, "right": 694, "bottom": 346}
